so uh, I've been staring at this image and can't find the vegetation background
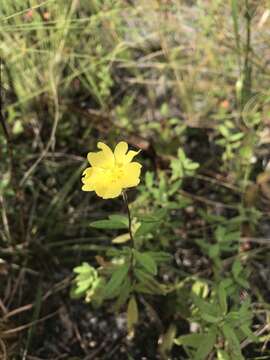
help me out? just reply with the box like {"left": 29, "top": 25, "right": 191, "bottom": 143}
{"left": 1, "top": 0, "right": 270, "bottom": 359}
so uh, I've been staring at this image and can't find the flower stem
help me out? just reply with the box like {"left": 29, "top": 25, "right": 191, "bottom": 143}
{"left": 122, "top": 191, "right": 135, "bottom": 249}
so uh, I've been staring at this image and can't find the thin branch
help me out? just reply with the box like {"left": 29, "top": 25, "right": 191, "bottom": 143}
{"left": 122, "top": 190, "right": 135, "bottom": 248}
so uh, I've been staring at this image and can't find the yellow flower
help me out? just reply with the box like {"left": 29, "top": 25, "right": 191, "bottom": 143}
{"left": 82, "top": 141, "right": 142, "bottom": 199}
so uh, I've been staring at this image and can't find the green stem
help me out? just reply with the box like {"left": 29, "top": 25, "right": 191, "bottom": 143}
{"left": 122, "top": 191, "right": 135, "bottom": 287}
{"left": 122, "top": 190, "right": 135, "bottom": 249}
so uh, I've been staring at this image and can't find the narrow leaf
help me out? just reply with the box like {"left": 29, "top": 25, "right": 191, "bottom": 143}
{"left": 174, "top": 333, "right": 206, "bottom": 347}
{"left": 194, "top": 328, "right": 217, "bottom": 360}
{"left": 103, "top": 263, "right": 129, "bottom": 299}
{"left": 222, "top": 323, "right": 244, "bottom": 359}
{"left": 90, "top": 219, "right": 128, "bottom": 229}
{"left": 127, "top": 296, "right": 139, "bottom": 337}
{"left": 218, "top": 282, "right": 228, "bottom": 315}
{"left": 112, "top": 233, "right": 130, "bottom": 244}
{"left": 217, "top": 349, "right": 230, "bottom": 360}
{"left": 134, "top": 250, "right": 157, "bottom": 275}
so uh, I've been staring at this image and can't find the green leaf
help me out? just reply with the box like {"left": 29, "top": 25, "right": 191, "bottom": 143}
{"left": 229, "top": 132, "right": 244, "bottom": 142}
{"left": 194, "top": 328, "right": 217, "bottom": 360}
{"left": 225, "top": 120, "right": 235, "bottom": 129}
{"left": 152, "top": 208, "right": 167, "bottom": 220}
{"left": 12, "top": 120, "right": 23, "bottom": 135}
{"left": 74, "top": 262, "right": 93, "bottom": 274}
{"left": 201, "top": 313, "right": 223, "bottom": 324}
{"left": 192, "top": 280, "right": 209, "bottom": 298}
{"left": 217, "top": 349, "right": 230, "bottom": 360}
{"left": 112, "top": 233, "right": 130, "bottom": 244}
{"left": 224, "top": 231, "right": 240, "bottom": 243}
{"left": 76, "top": 278, "right": 93, "bottom": 294}
{"left": 134, "top": 250, "right": 157, "bottom": 275}
{"left": 159, "top": 324, "right": 177, "bottom": 357}
{"left": 103, "top": 263, "right": 129, "bottom": 299}
{"left": 70, "top": 286, "right": 83, "bottom": 299}
{"left": 222, "top": 323, "right": 244, "bottom": 359}
{"left": 219, "top": 125, "right": 230, "bottom": 138}
{"left": 109, "top": 215, "right": 129, "bottom": 226}
{"left": 192, "top": 294, "right": 221, "bottom": 318}
{"left": 209, "top": 244, "right": 220, "bottom": 259}
{"left": 135, "top": 221, "right": 158, "bottom": 237}
{"left": 184, "top": 160, "right": 199, "bottom": 171}
{"left": 174, "top": 333, "right": 206, "bottom": 347}
{"left": 134, "top": 268, "right": 165, "bottom": 295}
{"left": 138, "top": 208, "right": 167, "bottom": 223}
{"left": 90, "top": 218, "right": 128, "bottom": 229}
{"left": 145, "top": 171, "right": 154, "bottom": 189}
{"left": 135, "top": 210, "right": 166, "bottom": 237}
{"left": 215, "top": 226, "right": 226, "bottom": 242}
{"left": 239, "top": 145, "right": 253, "bottom": 160}
{"left": 168, "top": 179, "right": 182, "bottom": 195}
{"left": 218, "top": 282, "right": 228, "bottom": 315}
{"left": 145, "top": 251, "right": 172, "bottom": 263}
{"left": 226, "top": 311, "right": 241, "bottom": 323}
{"left": 138, "top": 215, "right": 159, "bottom": 223}
{"left": 177, "top": 148, "right": 186, "bottom": 162}
{"left": 170, "top": 159, "right": 183, "bottom": 180}
{"left": 134, "top": 282, "right": 157, "bottom": 295}
{"left": 127, "top": 295, "right": 139, "bottom": 336}
{"left": 232, "top": 259, "right": 242, "bottom": 278}
{"left": 72, "top": 263, "right": 99, "bottom": 298}
{"left": 113, "top": 277, "right": 132, "bottom": 312}
{"left": 160, "top": 102, "right": 169, "bottom": 116}
{"left": 239, "top": 324, "right": 259, "bottom": 343}
{"left": 232, "top": 260, "right": 249, "bottom": 288}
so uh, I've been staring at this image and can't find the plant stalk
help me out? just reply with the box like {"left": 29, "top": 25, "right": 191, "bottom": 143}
{"left": 122, "top": 190, "right": 135, "bottom": 249}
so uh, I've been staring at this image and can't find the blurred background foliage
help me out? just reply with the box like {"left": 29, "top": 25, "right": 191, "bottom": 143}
{"left": 1, "top": 0, "right": 270, "bottom": 359}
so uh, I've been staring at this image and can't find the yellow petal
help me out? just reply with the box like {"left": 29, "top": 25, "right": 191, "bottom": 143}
{"left": 94, "top": 183, "right": 108, "bottom": 198}
{"left": 95, "top": 181, "right": 122, "bottom": 199}
{"left": 82, "top": 167, "right": 93, "bottom": 179}
{"left": 114, "top": 141, "right": 128, "bottom": 163}
{"left": 82, "top": 167, "right": 105, "bottom": 191}
{"left": 125, "top": 149, "right": 141, "bottom": 164}
{"left": 82, "top": 167, "right": 95, "bottom": 191}
{"left": 121, "top": 162, "right": 142, "bottom": 188}
{"left": 82, "top": 183, "right": 95, "bottom": 191}
{"left": 87, "top": 142, "right": 114, "bottom": 169}
{"left": 104, "top": 183, "right": 122, "bottom": 198}
{"left": 114, "top": 141, "right": 140, "bottom": 165}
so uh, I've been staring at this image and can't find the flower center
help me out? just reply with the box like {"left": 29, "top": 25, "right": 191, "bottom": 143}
{"left": 106, "top": 165, "right": 124, "bottom": 183}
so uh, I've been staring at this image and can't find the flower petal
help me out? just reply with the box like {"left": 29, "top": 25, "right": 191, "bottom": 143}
{"left": 82, "top": 167, "right": 104, "bottom": 191}
{"left": 114, "top": 141, "right": 140, "bottom": 165}
{"left": 94, "top": 183, "right": 108, "bottom": 198}
{"left": 121, "top": 162, "right": 142, "bottom": 188}
{"left": 114, "top": 141, "right": 128, "bottom": 164}
{"left": 125, "top": 149, "right": 141, "bottom": 164}
{"left": 87, "top": 142, "right": 114, "bottom": 168}
{"left": 82, "top": 183, "right": 95, "bottom": 191}
{"left": 95, "top": 181, "right": 122, "bottom": 199}
{"left": 82, "top": 167, "right": 93, "bottom": 180}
